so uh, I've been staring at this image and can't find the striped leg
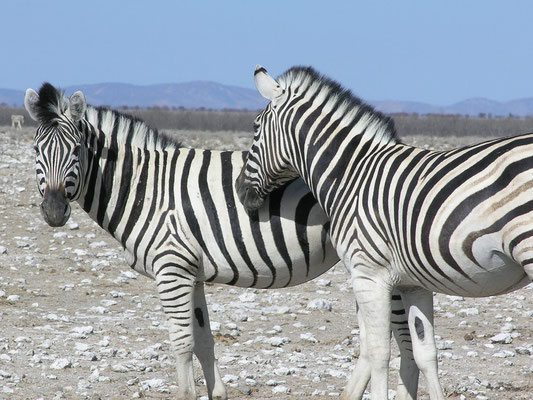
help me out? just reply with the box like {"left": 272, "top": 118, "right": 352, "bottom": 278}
{"left": 351, "top": 268, "right": 393, "bottom": 400}
{"left": 391, "top": 293, "right": 419, "bottom": 400}
{"left": 192, "top": 283, "right": 227, "bottom": 400}
{"left": 341, "top": 301, "right": 371, "bottom": 399}
{"left": 155, "top": 261, "right": 197, "bottom": 399}
{"left": 398, "top": 288, "right": 445, "bottom": 400}
{"left": 341, "top": 291, "right": 419, "bottom": 400}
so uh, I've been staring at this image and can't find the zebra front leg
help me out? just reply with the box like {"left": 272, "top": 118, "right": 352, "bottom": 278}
{"left": 398, "top": 287, "right": 445, "bottom": 400}
{"left": 341, "top": 301, "right": 370, "bottom": 400}
{"left": 192, "top": 282, "right": 227, "bottom": 400}
{"left": 342, "top": 290, "right": 419, "bottom": 400}
{"left": 350, "top": 269, "right": 393, "bottom": 400}
{"left": 155, "top": 263, "right": 197, "bottom": 399}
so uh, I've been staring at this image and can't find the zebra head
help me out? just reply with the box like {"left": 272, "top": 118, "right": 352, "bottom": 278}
{"left": 24, "top": 83, "right": 87, "bottom": 227}
{"left": 236, "top": 65, "right": 299, "bottom": 211}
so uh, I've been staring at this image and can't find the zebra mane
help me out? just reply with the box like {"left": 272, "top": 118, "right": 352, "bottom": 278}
{"left": 34, "top": 83, "right": 181, "bottom": 150}
{"left": 34, "top": 82, "right": 70, "bottom": 124}
{"left": 277, "top": 66, "right": 399, "bottom": 142}
{"left": 84, "top": 106, "right": 181, "bottom": 150}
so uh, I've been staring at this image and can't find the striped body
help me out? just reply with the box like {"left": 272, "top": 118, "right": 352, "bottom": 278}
{"left": 237, "top": 65, "right": 533, "bottom": 399}
{"left": 350, "top": 136, "right": 533, "bottom": 296}
{"left": 25, "top": 84, "right": 419, "bottom": 400}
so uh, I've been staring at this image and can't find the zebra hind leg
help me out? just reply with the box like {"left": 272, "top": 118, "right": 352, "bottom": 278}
{"left": 192, "top": 282, "right": 227, "bottom": 400}
{"left": 391, "top": 291, "right": 419, "bottom": 400}
{"left": 398, "top": 287, "right": 445, "bottom": 400}
{"left": 155, "top": 262, "right": 197, "bottom": 399}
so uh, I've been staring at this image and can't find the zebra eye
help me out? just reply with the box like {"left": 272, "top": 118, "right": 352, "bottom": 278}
{"left": 33, "top": 145, "right": 39, "bottom": 154}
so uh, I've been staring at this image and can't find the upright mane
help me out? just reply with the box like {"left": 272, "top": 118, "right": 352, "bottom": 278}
{"left": 34, "top": 83, "right": 181, "bottom": 150}
{"left": 277, "top": 66, "right": 399, "bottom": 142}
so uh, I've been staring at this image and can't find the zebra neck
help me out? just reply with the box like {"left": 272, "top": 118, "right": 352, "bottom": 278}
{"left": 76, "top": 123, "right": 160, "bottom": 247}
{"left": 296, "top": 114, "right": 396, "bottom": 219}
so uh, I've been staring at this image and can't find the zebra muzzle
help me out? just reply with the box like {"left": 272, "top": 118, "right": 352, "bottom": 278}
{"left": 235, "top": 170, "right": 265, "bottom": 212}
{"left": 40, "top": 187, "right": 71, "bottom": 227}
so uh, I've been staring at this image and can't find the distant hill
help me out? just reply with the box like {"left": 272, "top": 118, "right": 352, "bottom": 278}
{"left": 2, "top": 82, "right": 533, "bottom": 116}
{"left": 371, "top": 97, "right": 533, "bottom": 117}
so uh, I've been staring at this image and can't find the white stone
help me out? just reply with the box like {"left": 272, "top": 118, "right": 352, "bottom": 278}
{"left": 457, "top": 308, "right": 479, "bottom": 316}
{"left": 238, "top": 292, "right": 257, "bottom": 302}
{"left": 300, "top": 332, "right": 318, "bottom": 343}
{"left": 272, "top": 385, "right": 290, "bottom": 394}
{"left": 73, "top": 249, "right": 89, "bottom": 256}
{"left": 306, "top": 298, "right": 332, "bottom": 311}
{"left": 50, "top": 358, "right": 72, "bottom": 369}
{"left": 492, "top": 350, "right": 515, "bottom": 358}
{"left": 0, "top": 246, "right": 7, "bottom": 254}
{"left": 490, "top": 333, "right": 512, "bottom": 344}
{"left": 6, "top": 295, "right": 20, "bottom": 302}
{"left": 120, "top": 270, "right": 137, "bottom": 279}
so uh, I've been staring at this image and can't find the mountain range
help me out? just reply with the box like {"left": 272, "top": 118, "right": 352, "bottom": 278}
{"left": 1, "top": 82, "right": 532, "bottom": 117}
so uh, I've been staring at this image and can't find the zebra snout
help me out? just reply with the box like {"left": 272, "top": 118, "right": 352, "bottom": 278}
{"left": 235, "top": 171, "right": 265, "bottom": 212}
{"left": 40, "top": 188, "right": 71, "bottom": 227}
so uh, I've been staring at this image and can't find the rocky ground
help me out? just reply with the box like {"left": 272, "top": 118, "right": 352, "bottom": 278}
{"left": 0, "top": 126, "right": 531, "bottom": 400}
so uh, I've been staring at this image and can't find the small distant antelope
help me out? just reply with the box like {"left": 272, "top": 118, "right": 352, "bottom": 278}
{"left": 11, "top": 114, "right": 24, "bottom": 129}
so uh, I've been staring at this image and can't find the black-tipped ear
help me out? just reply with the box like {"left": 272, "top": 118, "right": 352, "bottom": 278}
{"left": 254, "top": 65, "right": 283, "bottom": 101}
{"left": 24, "top": 89, "right": 40, "bottom": 121}
{"left": 69, "top": 91, "right": 86, "bottom": 122}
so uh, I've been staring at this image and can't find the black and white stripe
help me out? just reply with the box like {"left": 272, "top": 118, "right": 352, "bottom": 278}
{"left": 237, "top": 65, "right": 532, "bottom": 400}
{"left": 25, "top": 83, "right": 419, "bottom": 400}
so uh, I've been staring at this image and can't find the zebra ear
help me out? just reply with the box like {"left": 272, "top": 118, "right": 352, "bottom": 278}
{"left": 254, "top": 65, "right": 283, "bottom": 101}
{"left": 24, "top": 88, "right": 40, "bottom": 121}
{"left": 69, "top": 91, "right": 87, "bottom": 122}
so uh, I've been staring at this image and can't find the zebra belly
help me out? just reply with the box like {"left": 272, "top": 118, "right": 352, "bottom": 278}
{"left": 398, "top": 232, "right": 529, "bottom": 297}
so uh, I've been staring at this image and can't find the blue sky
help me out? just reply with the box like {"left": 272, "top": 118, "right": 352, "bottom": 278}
{"left": 3, "top": 1, "right": 533, "bottom": 105}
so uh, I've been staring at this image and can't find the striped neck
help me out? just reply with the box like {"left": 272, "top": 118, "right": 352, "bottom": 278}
{"left": 75, "top": 106, "right": 180, "bottom": 244}
{"left": 275, "top": 67, "right": 399, "bottom": 217}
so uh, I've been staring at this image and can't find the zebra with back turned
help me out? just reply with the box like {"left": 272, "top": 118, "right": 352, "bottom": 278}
{"left": 24, "top": 83, "right": 429, "bottom": 400}
{"left": 236, "top": 65, "right": 533, "bottom": 400}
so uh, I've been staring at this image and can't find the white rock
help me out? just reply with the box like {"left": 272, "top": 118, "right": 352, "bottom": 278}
{"left": 120, "top": 270, "right": 137, "bottom": 279}
{"left": 272, "top": 385, "right": 290, "bottom": 394}
{"left": 75, "top": 343, "right": 91, "bottom": 352}
{"left": 222, "top": 374, "right": 238, "bottom": 383}
{"left": 316, "top": 279, "right": 332, "bottom": 287}
{"left": 457, "top": 308, "right": 479, "bottom": 316}
{"left": 300, "top": 332, "right": 318, "bottom": 343}
{"left": 306, "top": 298, "right": 332, "bottom": 311}
{"left": 490, "top": 333, "right": 512, "bottom": 344}
{"left": 140, "top": 378, "right": 165, "bottom": 390}
{"left": 0, "top": 246, "right": 7, "bottom": 254}
{"left": 73, "top": 249, "right": 89, "bottom": 256}
{"left": 437, "top": 340, "right": 454, "bottom": 350}
{"left": 50, "top": 358, "right": 72, "bottom": 369}
{"left": 89, "top": 241, "right": 107, "bottom": 248}
{"left": 70, "top": 326, "right": 94, "bottom": 338}
{"left": 492, "top": 350, "right": 515, "bottom": 358}
{"left": 6, "top": 295, "right": 20, "bottom": 302}
{"left": 53, "top": 232, "right": 67, "bottom": 239}
{"left": 238, "top": 292, "right": 257, "bottom": 302}
{"left": 68, "top": 222, "right": 80, "bottom": 230}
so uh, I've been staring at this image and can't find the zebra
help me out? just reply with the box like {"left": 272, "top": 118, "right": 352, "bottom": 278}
{"left": 236, "top": 65, "right": 533, "bottom": 400}
{"left": 11, "top": 114, "right": 24, "bottom": 129}
{"left": 23, "top": 83, "right": 429, "bottom": 400}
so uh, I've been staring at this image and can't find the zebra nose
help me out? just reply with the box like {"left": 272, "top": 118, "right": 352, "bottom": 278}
{"left": 40, "top": 187, "right": 71, "bottom": 227}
